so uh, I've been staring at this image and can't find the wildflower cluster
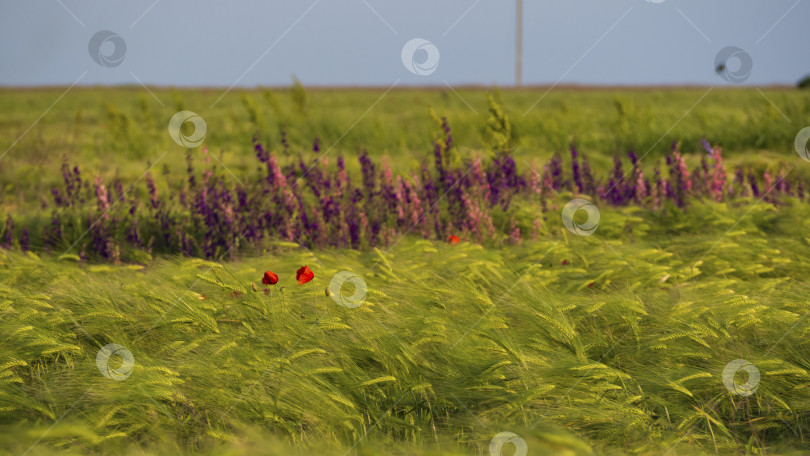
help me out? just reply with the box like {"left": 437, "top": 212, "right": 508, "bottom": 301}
{"left": 3, "top": 121, "right": 804, "bottom": 259}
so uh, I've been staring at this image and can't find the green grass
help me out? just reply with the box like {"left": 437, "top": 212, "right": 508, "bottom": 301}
{"left": 2, "top": 197, "right": 810, "bottom": 455}
{"left": 2, "top": 86, "right": 810, "bottom": 454}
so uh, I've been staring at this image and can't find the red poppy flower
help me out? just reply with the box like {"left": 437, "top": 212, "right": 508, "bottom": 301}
{"left": 262, "top": 271, "right": 279, "bottom": 285}
{"left": 296, "top": 265, "right": 314, "bottom": 285}
{"left": 448, "top": 235, "right": 460, "bottom": 245}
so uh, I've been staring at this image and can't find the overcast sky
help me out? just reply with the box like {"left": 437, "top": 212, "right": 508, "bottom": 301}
{"left": 0, "top": 0, "right": 808, "bottom": 87}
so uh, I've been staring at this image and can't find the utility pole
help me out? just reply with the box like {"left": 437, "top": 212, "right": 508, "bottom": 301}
{"left": 516, "top": 0, "right": 523, "bottom": 87}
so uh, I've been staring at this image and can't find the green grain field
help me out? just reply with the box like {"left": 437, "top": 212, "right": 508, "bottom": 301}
{"left": 1, "top": 86, "right": 810, "bottom": 455}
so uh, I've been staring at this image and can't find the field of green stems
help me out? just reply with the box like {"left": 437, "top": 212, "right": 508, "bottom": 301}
{"left": 1, "top": 86, "right": 810, "bottom": 455}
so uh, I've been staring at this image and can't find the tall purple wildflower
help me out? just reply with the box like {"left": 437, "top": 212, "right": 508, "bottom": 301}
{"left": 701, "top": 138, "right": 713, "bottom": 156}
{"left": 254, "top": 141, "right": 269, "bottom": 164}
{"left": 733, "top": 167, "right": 748, "bottom": 197}
{"left": 52, "top": 188, "right": 65, "bottom": 207}
{"left": 668, "top": 150, "right": 691, "bottom": 208}
{"left": 127, "top": 204, "right": 142, "bottom": 247}
{"left": 581, "top": 154, "right": 595, "bottom": 195}
{"left": 571, "top": 145, "right": 583, "bottom": 193}
{"left": 548, "top": 153, "right": 564, "bottom": 191}
{"left": 45, "top": 213, "right": 62, "bottom": 250}
{"left": 441, "top": 117, "right": 453, "bottom": 152}
{"left": 19, "top": 228, "right": 28, "bottom": 252}
{"left": 281, "top": 131, "right": 289, "bottom": 155}
{"left": 605, "top": 154, "right": 626, "bottom": 205}
{"left": 61, "top": 163, "right": 83, "bottom": 207}
{"left": 433, "top": 141, "right": 447, "bottom": 192}
{"left": 145, "top": 171, "right": 159, "bottom": 210}
{"left": 359, "top": 150, "right": 377, "bottom": 200}
{"left": 748, "top": 171, "right": 761, "bottom": 198}
{"left": 2, "top": 216, "right": 13, "bottom": 248}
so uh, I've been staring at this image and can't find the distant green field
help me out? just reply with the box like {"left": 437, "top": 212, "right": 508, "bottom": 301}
{"left": 1, "top": 86, "right": 810, "bottom": 455}
{"left": 0, "top": 86, "right": 806, "bottom": 210}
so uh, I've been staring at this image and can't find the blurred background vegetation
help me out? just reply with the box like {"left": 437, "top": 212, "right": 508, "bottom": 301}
{"left": 1, "top": 86, "right": 806, "bottom": 213}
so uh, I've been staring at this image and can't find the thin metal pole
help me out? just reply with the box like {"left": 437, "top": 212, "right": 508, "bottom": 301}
{"left": 516, "top": 0, "right": 523, "bottom": 87}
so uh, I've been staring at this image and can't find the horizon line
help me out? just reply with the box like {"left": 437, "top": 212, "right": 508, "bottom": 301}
{"left": 0, "top": 82, "right": 800, "bottom": 92}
